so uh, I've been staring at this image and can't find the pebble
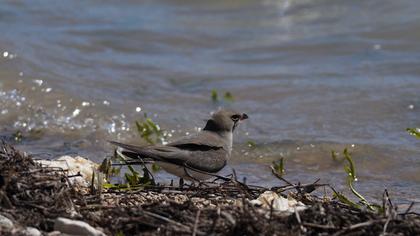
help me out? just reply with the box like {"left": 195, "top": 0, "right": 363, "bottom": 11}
{"left": 54, "top": 217, "right": 106, "bottom": 236}
{"left": 0, "top": 214, "right": 14, "bottom": 229}
{"left": 23, "top": 227, "right": 42, "bottom": 236}
{"left": 47, "top": 231, "right": 62, "bottom": 236}
{"left": 250, "top": 191, "right": 307, "bottom": 214}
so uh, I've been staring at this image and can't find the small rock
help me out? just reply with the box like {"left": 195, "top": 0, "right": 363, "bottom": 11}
{"left": 0, "top": 214, "right": 14, "bottom": 229}
{"left": 47, "top": 231, "right": 62, "bottom": 236}
{"left": 272, "top": 196, "right": 290, "bottom": 211}
{"left": 252, "top": 191, "right": 307, "bottom": 214}
{"left": 54, "top": 217, "right": 106, "bottom": 236}
{"left": 36, "top": 156, "right": 101, "bottom": 187}
{"left": 257, "top": 191, "right": 280, "bottom": 206}
{"left": 23, "top": 227, "right": 42, "bottom": 236}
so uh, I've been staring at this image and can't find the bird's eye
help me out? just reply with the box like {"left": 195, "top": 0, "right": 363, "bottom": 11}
{"left": 231, "top": 114, "right": 241, "bottom": 122}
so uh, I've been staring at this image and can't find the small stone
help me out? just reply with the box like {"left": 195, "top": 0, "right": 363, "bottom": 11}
{"left": 47, "top": 231, "right": 62, "bottom": 236}
{"left": 0, "top": 214, "right": 14, "bottom": 229}
{"left": 23, "top": 227, "right": 42, "bottom": 236}
{"left": 54, "top": 217, "right": 106, "bottom": 236}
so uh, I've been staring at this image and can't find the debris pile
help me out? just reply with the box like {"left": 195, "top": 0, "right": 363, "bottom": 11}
{"left": 0, "top": 141, "right": 419, "bottom": 235}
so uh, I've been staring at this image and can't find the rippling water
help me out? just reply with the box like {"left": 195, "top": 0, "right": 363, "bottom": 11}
{"left": 0, "top": 0, "right": 419, "bottom": 207}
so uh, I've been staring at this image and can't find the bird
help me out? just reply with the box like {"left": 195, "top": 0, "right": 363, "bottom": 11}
{"left": 110, "top": 109, "right": 248, "bottom": 181}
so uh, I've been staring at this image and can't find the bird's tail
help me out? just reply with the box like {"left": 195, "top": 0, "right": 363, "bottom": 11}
{"left": 109, "top": 140, "right": 139, "bottom": 151}
{"left": 109, "top": 141, "right": 159, "bottom": 161}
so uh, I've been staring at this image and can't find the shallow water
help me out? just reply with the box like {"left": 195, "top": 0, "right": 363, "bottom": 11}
{"left": 0, "top": 0, "right": 419, "bottom": 207}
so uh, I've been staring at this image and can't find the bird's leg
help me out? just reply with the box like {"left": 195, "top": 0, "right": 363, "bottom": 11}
{"left": 183, "top": 163, "right": 231, "bottom": 182}
{"left": 182, "top": 165, "right": 210, "bottom": 187}
{"left": 179, "top": 178, "right": 184, "bottom": 190}
{"left": 211, "top": 174, "right": 234, "bottom": 183}
{"left": 183, "top": 165, "right": 201, "bottom": 182}
{"left": 138, "top": 158, "right": 156, "bottom": 185}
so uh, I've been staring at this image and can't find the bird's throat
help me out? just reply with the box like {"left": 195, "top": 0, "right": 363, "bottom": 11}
{"left": 219, "top": 131, "right": 233, "bottom": 155}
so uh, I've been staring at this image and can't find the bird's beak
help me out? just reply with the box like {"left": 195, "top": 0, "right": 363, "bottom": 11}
{"left": 240, "top": 113, "right": 248, "bottom": 120}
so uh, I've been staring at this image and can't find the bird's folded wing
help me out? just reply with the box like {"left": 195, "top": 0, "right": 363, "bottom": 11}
{"left": 110, "top": 141, "right": 227, "bottom": 173}
{"left": 168, "top": 131, "right": 226, "bottom": 149}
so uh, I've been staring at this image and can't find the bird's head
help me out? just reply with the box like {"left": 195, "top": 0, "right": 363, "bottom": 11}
{"left": 203, "top": 109, "right": 248, "bottom": 133}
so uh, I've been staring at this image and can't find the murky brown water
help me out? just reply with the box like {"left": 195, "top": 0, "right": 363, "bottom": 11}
{"left": 0, "top": 0, "right": 419, "bottom": 208}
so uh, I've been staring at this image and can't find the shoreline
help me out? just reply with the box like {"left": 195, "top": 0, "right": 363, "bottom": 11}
{"left": 0, "top": 141, "right": 419, "bottom": 235}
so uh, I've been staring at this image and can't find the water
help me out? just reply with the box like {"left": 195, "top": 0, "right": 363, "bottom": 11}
{"left": 0, "top": 0, "right": 419, "bottom": 208}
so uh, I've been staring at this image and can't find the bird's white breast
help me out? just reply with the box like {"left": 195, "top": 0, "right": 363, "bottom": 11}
{"left": 224, "top": 132, "right": 233, "bottom": 155}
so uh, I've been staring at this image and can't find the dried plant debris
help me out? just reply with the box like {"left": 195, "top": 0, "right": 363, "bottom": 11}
{"left": 0, "top": 141, "right": 419, "bottom": 235}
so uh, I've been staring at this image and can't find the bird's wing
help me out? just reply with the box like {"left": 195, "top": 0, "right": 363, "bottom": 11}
{"left": 167, "top": 131, "right": 226, "bottom": 150}
{"left": 109, "top": 141, "right": 227, "bottom": 173}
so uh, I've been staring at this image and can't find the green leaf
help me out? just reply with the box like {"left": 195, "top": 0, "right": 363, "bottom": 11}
{"left": 343, "top": 148, "right": 356, "bottom": 181}
{"left": 406, "top": 128, "right": 420, "bottom": 139}
{"left": 13, "top": 130, "right": 23, "bottom": 142}
{"left": 125, "top": 165, "right": 140, "bottom": 185}
{"left": 339, "top": 148, "right": 375, "bottom": 211}
{"left": 246, "top": 140, "right": 256, "bottom": 149}
{"left": 331, "top": 150, "right": 339, "bottom": 161}
{"left": 272, "top": 158, "right": 285, "bottom": 177}
{"left": 347, "top": 178, "right": 374, "bottom": 211}
{"left": 135, "top": 116, "right": 165, "bottom": 145}
{"left": 102, "top": 183, "right": 117, "bottom": 189}
{"left": 151, "top": 163, "right": 161, "bottom": 172}
{"left": 146, "top": 118, "right": 161, "bottom": 134}
{"left": 140, "top": 167, "right": 155, "bottom": 185}
{"left": 223, "top": 92, "right": 234, "bottom": 102}
{"left": 102, "top": 183, "right": 134, "bottom": 190}
{"left": 116, "top": 231, "right": 125, "bottom": 236}
{"left": 211, "top": 89, "right": 218, "bottom": 102}
{"left": 99, "top": 158, "right": 119, "bottom": 181}
{"left": 333, "top": 191, "right": 360, "bottom": 209}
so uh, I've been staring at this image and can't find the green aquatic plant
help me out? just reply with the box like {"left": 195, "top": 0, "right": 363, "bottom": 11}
{"left": 101, "top": 149, "right": 156, "bottom": 190}
{"left": 331, "top": 150, "right": 339, "bottom": 161}
{"left": 13, "top": 130, "right": 23, "bottom": 142}
{"left": 246, "top": 140, "right": 257, "bottom": 149}
{"left": 102, "top": 164, "right": 155, "bottom": 190}
{"left": 210, "top": 89, "right": 235, "bottom": 103}
{"left": 98, "top": 157, "right": 120, "bottom": 180}
{"left": 332, "top": 190, "right": 362, "bottom": 209}
{"left": 135, "top": 113, "right": 164, "bottom": 145}
{"left": 124, "top": 164, "right": 141, "bottom": 186}
{"left": 271, "top": 158, "right": 285, "bottom": 177}
{"left": 406, "top": 128, "right": 420, "bottom": 139}
{"left": 343, "top": 148, "right": 357, "bottom": 181}
{"left": 223, "top": 92, "right": 234, "bottom": 102}
{"left": 151, "top": 163, "right": 161, "bottom": 172}
{"left": 120, "top": 164, "right": 155, "bottom": 187}
{"left": 211, "top": 89, "right": 218, "bottom": 102}
{"left": 115, "top": 231, "right": 125, "bottom": 236}
{"left": 332, "top": 148, "right": 376, "bottom": 211}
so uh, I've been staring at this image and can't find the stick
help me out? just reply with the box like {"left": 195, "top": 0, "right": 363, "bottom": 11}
{"left": 192, "top": 209, "right": 201, "bottom": 236}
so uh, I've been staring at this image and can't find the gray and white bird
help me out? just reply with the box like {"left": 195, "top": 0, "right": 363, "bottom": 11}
{"left": 110, "top": 109, "right": 248, "bottom": 181}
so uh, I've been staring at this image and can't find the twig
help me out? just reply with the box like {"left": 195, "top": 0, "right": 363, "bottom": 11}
{"left": 401, "top": 202, "right": 415, "bottom": 217}
{"left": 271, "top": 166, "right": 294, "bottom": 186}
{"left": 111, "top": 160, "right": 154, "bottom": 166}
{"left": 295, "top": 206, "right": 306, "bottom": 233}
{"left": 210, "top": 208, "right": 221, "bottom": 233}
{"left": 143, "top": 210, "right": 205, "bottom": 235}
{"left": 383, "top": 214, "right": 392, "bottom": 235}
{"left": 0, "top": 191, "right": 13, "bottom": 209}
{"left": 333, "top": 219, "right": 386, "bottom": 236}
{"left": 221, "top": 211, "right": 236, "bottom": 225}
{"left": 302, "top": 222, "right": 336, "bottom": 230}
{"left": 192, "top": 209, "right": 201, "bottom": 236}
